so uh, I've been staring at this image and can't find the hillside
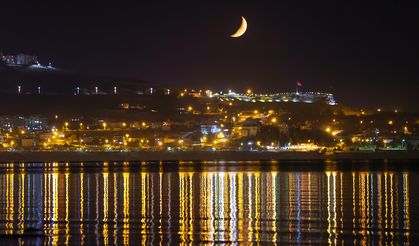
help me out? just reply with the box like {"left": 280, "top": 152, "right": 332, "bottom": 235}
{"left": 0, "top": 63, "right": 155, "bottom": 95}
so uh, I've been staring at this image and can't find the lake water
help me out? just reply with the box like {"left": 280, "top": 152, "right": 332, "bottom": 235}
{"left": 0, "top": 161, "right": 417, "bottom": 245}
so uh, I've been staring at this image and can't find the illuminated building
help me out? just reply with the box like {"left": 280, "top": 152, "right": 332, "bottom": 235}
{"left": 16, "top": 54, "right": 38, "bottom": 65}
{"left": 200, "top": 124, "right": 222, "bottom": 135}
{"left": 218, "top": 90, "right": 336, "bottom": 105}
{"left": 1, "top": 52, "right": 38, "bottom": 65}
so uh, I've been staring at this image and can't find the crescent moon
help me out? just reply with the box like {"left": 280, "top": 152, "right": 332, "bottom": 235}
{"left": 230, "top": 16, "right": 247, "bottom": 38}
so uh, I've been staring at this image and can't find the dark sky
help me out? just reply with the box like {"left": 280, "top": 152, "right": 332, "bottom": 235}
{"left": 1, "top": 1, "right": 419, "bottom": 111}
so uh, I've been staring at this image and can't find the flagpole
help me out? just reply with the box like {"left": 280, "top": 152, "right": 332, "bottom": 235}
{"left": 296, "top": 81, "right": 302, "bottom": 95}
{"left": 296, "top": 81, "right": 298, "bottom": 94}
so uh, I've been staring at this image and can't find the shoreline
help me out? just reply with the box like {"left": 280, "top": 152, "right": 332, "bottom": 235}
{"left": 0, "top": 151, "right": 418, "bottom": 162}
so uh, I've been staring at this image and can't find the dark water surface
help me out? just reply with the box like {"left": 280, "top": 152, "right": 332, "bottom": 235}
{"left": 0, "top": 160, "right": 417, "bottom": 245}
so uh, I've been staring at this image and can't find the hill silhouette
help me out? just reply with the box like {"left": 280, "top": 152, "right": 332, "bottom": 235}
{"left": 0, "top": 63, "right": 155, "bottom": 95}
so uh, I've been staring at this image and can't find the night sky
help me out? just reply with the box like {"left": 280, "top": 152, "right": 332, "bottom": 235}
{"left": 1, "top": 1, "right": 418, "bottom": 111}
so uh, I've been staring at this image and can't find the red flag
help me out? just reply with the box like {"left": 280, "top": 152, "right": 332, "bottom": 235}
{"left": 296, "top": 81, "right": 302, "bottom": 87}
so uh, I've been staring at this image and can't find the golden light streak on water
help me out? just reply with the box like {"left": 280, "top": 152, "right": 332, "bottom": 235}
{"left": 403, "top": 172, "right": 410, "bottom": 245}
{"left": 6, "top": 172, "right": 14, "bottom": 234}
{"left": 384, "top": 172, "right": 389, "bottom": 239}
{"left": 377, "top": 173, "right": 383, "bottom": 242}
{"left": 339, "top": 172, "right": 343, "bottom": 238}
{"left": 167, "top": 172, "right": 173, "bottom": 245}
{"left": 268, "top": 172, "right": 277, "bottom": 243}
{"left": 141, "top": 172, "right": 147, "bottom": 244}
{"left": 248, "top": 172, "right": 254, "bottom": 242}
{"left": 229, "top": 173, "right": 238, "bottom": 242}
{"left": 326, "top": 171, "right": 337, "bottom": 246}
{"left": 360, "top": 172, "right": 367, "bottom": 242}
{"left": 199, "top": 172, "right": 209, "bottom": 242}
{"left": 389, "top": 172, "right": 395, "bottom": 242}
{"left": 254, "top": 172, "right": 261, "bottom": 242}
{"left": 179, "top": 173, "right": 185, "bottom": 244}
{"left": 123, "top": 172, "right": 130, "bottom": 245}
{"left": 51, "top": 172, "right": 59, "bottom": 244}
{"left": 65, "top": 173, "right": 69, "bottom": 245}
{"left": 94, "top": 173, "right": 99, "bottom": 245}
{"left": 287, "top": 172, "right": 292, "bottom": 243}
{"left": 209, "top": 172, "right": 216, "bottom": 242}
{"left": 159, "top": 172, "right": 163, "bottom": 246}
{"left": 365, "top": 172, "right": 370, "bottom": 239}
{"left": 352, "top": 172, "right": 357, "bottom": 245}
{"left": 237, "top": 172, "right": 244, "bottom": 242}
{"left": 179, "top": 172, "right": 194, "bottom": 244}
{"left": 188, "top": 173, "right": 193, "bottom": 244}
{"left": 80, "top": 172, "right": 85, "bottom": 245}
{"left": 103, "top": 172, "right": 109, "bottom": 246}
{"left": 307, "top": 172, "right": 312, "bottom": 240}
{"left": 18, "top": 172, "right": 25, "bottom": 234}
{"left": 219, "top": 172, "right": 226, "bottom": 241}
{"left": 113, "top": 172, "right": 118, "bottom": 245}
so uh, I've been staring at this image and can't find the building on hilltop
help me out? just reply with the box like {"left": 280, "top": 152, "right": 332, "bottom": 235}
{"left": 218, "top": 90, "right": 337, "bottom": 105}
{"left": 15, "top": 54, "right": 38, "bottom": 65}
{"left": 1, "top": 51, "right": 39, "bottom": 65}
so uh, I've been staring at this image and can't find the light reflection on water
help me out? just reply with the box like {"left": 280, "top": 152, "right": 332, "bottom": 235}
{"left": 0, "top": 161, "right": 414, "bottom": 244}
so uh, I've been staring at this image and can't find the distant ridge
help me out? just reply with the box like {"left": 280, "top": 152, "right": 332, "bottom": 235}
{"left": 0, "top": 63, "right": 156, "bottom": 95}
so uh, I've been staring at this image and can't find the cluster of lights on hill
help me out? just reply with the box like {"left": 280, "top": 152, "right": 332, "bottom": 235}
{"left": 215, "top": 90, "right": 336, "bottom": 105}
{"left": 187, "top": 89, "right": 336, "bottom": 105}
